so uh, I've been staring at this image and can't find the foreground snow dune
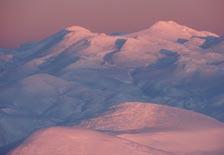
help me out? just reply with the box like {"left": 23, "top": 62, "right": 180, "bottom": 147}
{"left": 10, "top": 102, "right": 224, "bottom": 155}
{"left": 9, "top": 127, "right": 173, "bottom": 155}
{"left": 0, "top": 21, "right": 224, "bottom": 154}
{"left": 81, "top": 102, "right": 224, "bottom": 155}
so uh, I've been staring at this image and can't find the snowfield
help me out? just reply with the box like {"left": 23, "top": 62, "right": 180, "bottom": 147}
{"left": 10, "top": 102, "right": 224, "bottom": 155}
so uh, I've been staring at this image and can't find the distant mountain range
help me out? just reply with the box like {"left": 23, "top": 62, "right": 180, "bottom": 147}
{"left": 0, "top": 21, "right": 224, "bottom": 154}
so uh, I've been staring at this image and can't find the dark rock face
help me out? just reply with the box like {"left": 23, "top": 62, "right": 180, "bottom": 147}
{"left": 200, "top": 36, "right": 224, "bottom": 49}
{"left": 177, "top": 38, "right": 189, "bottom": 44}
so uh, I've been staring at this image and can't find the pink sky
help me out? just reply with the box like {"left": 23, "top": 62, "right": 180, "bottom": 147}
{"left": 0, "top": 0, "right": 223, "bottom": 48}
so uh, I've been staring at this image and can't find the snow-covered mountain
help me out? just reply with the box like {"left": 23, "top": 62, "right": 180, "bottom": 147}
{"left": 0, "top": 21, "right": 224, "bottom": 154}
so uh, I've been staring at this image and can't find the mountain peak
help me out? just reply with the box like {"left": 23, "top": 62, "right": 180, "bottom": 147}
{"left": 150, "top": 20, "right": 196, "bottom": 33}
{"left": 152, "top": 20, "right": 181, "bottom": 27}
{"left": 65, "top": 25, "right": 91, "bottom": 33}
{"left": 149, "top": 20, "right": 218, "bottom": 37}
{"left": 127, "top": 20, "right": 218, "bottom": 41}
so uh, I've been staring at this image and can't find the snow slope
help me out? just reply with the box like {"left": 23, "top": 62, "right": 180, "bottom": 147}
{"left": 80, "top": 102, "right": 223, "bottom": 131}
{"left": 9, "top": 127, "right": 173, "bottom": 155}
{"left": 80, "top": 102, "right": 224, "bottom": 155}
{"left": 10, "top": 102, "right": 224, "bottom": 155}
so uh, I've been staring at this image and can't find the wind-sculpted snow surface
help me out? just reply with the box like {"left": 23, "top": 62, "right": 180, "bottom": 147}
{"left": 10, "top": 102, "right": 224, "bottom": 155}
{"left": 80, "top": 102, "right": 224, "bottom": 155}
{"left": 0, "top": 21, "right": 224, "bottom": 154}
{"left": 9, "top": 127, "right": 174, "bottom": 155}
{"left": 80, "top": 102, "right": 224, "bottom": 131}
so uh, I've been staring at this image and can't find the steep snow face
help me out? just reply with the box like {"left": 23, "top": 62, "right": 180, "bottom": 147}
{"left": 0, "top": 21, "right": 224, "bottom": 154}
{"left": 9, "top": 127, "right": 172, "bottom": 155}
